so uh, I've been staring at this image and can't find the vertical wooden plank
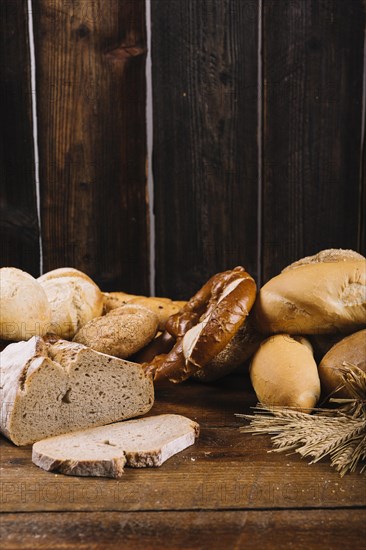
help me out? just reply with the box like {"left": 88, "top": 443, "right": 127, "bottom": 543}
{"left": 262, "top": 0, "right": 365, "bottom": 281}
{"left": 360, "top": 124, "right": 366, "bottom": 254}
{"left": 32, "top": 0, "right": 148, "bottom": 292}
{"left": 0, "top": 0, "right": 40, "bottom": 275}
{"left": 152, "top": 0, "right": 259, "bottom": 299}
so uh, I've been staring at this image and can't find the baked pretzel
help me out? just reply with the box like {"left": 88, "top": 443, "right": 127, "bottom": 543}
{"left": 143, "top": 266, "right": 256, "bottom": 383}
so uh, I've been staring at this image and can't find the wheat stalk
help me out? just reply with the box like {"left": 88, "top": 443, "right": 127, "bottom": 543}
{"left": 236, "top": 365, "right": 366, "bottom": 476}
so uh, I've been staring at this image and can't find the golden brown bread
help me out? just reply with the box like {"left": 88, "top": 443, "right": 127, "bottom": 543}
{"left": 254, "top": 260, "right": 366, "bottom": 334}
{"left": 73, "top": 304, "right": 159, "bottom": 359}
{"left": 282, "top": 248, "right": 365, "bottom": 272}
{"left": 249, "top": 334, "right": 321, "bottom": 411}
{"left": 103, "top": 292, "right": 186, "bottom": 331}
{"left": 144, "top": 267, "right": 257, "bottom": 383}
{"left": 318, "top": 329, "right": 366, "bottom": 398}
{"left": 192, "top": 318, "right": 263, "bottom": 382}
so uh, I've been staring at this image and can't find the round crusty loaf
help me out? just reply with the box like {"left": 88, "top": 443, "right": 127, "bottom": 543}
{"left": 0, "top": 267, "right": 51, "bottom": 341}
{"left": 38, "top": 268, "right": 103, "bottom": 339}
{"left": 282, "top": 248, "right": 365, "bottom": 272}
{"left": 254, "top": 260, "right": 366, "bottom": 335}
{"left": 73, "top": 304, "right": 159, "bottom": 359}
{"left": 250, "top": 334, "right": 321, "bottom": 411}
{"left": 318, "top": 329, "right": 366, "bottom": 398}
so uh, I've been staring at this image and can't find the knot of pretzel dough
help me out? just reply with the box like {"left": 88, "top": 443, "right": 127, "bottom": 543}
{"left": 143, "top": 266, "right": 257, "bottom": 383}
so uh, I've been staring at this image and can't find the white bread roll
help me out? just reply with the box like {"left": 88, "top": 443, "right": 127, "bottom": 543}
{"left": 249, "top": 334, "right": 320, "bottom": 411}
{"left": 0, "top": 268, "right": 51, "bottom": 341}
{"left": 254, "top": 260, "right": 366, "bottom": 334}
{"left": 38, "top": 267, "right": 103, "bottom": 339}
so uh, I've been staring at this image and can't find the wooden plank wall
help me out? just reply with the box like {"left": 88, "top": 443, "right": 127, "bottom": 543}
{"left": 151, "top": 0, "right": 259, "bottom": 298}
{"left": 32, "top": 0, "right": 149, "bottom": 293}
{"left": 0, "top": 0, "right": 149, "bottom": 292}
{"left": 261, "top": 0, "right": 365, "bottom": 281}
{"left": 0, "top": 0, "right": 40, "bottom": 276}
{"left": 0, "top": 0, "right": 365, "bottom": 296}
{"left": 152, "top": 0, "right": 365, "bottom": 293}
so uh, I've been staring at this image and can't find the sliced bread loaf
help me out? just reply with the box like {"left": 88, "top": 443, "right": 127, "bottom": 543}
{"left": 32, "top": 414, "right": 199, "bottom": 478}
{"left": 0, "top": 336, "right": 154, "bottom": 446}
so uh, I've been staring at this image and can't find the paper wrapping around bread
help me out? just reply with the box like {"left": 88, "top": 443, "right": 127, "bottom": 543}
{"left": 254, "top": 260, "right": 366, "bottom": 334}
{"left": 0, "top": 337, "right": 154, "bottom": 446}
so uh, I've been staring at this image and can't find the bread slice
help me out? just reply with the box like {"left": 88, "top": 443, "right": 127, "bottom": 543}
{"left": 32, "top": 414, "right": 199, "bottom": 478}
{"left": 0, "top": 337, "right": 154, "bottom": 446}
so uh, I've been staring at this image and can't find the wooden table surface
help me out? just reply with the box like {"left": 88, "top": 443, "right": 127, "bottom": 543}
{"left": 1, "top": 372, "right": 365, "bottom": 549}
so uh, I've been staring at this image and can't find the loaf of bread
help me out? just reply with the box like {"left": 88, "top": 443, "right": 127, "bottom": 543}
{"left": 282, "top": 248, "right": 365, "bottom": 272}
{"left": 32, "top": 414, "right": 199, "bottom": 478}
{"left": 249, "top": 334, "right": 321, "bottom": 411}
{"left": 103, "top": 292, "right": 186, "bottom": 331}
{"left": 0, "top": 336, "right": 154, "bottom": 445}
{"left": 254, "top": 260, "right": 366, "bottom": 334}
{"left": 38, "top": 268, "right": 103, "bottom": 339}
{"left": 73, "top": 304, "right": 159, "bottom": 358}
{"left": 318, "top": 329, "right": 366, "bottom": 398}
{"left": 0, "top": 267, "right": 51, "bottom": 341}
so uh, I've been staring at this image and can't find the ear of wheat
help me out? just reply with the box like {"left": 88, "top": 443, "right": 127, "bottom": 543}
{"left": 236, "top": 365, "right": 366, "bottom": 477}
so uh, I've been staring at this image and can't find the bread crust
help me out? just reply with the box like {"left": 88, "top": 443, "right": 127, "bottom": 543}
{"left": 73, "top": 304, "right": 159, "bottom": 358}
{"left": 38, "top": 268, "right": 103, "bottom": 339}
{"left": 193, "top": 318, "right": 263, "bottom": 382}
{"left": 254, "top": 260, "right": 366, "bottom": 334}
{"left": 283, "top": 249, "right": 365, "bottom": 272}
{"left": 318, "top": 329, "right": 366, "bottom": 398}
{"left": 32, "top": 414, "right": 199, "bottom": 478}
{"left": 103, "top": 292, "right": 186, "bottom": 331}
{"left": 0, "top": 337, "right": 154, "bottom": 445}
{"left": 0, "top": 268, "right": 51, "bottom": 341}
{"left": 249, "top": 334, "right": 320, "bottom": 411}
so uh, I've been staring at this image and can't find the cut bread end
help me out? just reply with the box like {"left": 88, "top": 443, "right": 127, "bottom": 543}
{"left": 32, "top": 414, "right": 200, "bottom": 478}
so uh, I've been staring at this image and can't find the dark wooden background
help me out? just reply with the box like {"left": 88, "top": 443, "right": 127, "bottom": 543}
{"left": 1, "top": 0, "right": 365, "bottom": 298}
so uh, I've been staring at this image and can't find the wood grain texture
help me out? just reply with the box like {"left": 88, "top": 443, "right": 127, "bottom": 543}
{"left": 1, "top": 374, "right": 365, "bottom": 513}
{"left": 0, "top": 0, "right": 40, "bottom": 275}
{"left": 151, "top": 0, "right": 259, "bottom": 299}
{"left": 360, "top": 130, "right": 366, "bottom": 253}
{"left": 1, "top": 510, "right": 366, "bottom": 550}
{"left": 262, "top": 0, "right": 365, "bottom": 281}
{"left": 32, "top": 0, "right": 149, "bottom": 292}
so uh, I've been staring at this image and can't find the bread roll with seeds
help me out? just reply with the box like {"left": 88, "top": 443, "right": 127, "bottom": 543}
{"left": 73, "top": 304, "right": 159, "bottom": 358}
{"left": 282, "top": 248, "right": 364, "bottom": 272}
